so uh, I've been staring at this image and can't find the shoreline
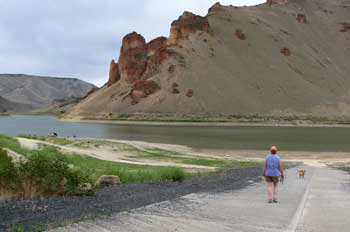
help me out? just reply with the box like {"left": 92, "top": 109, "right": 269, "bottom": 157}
{"left": 61, "top": 117, "right": 350, "bottom": 128}
{"left": 5, "top": 114, "right": 350, "bottom": 128}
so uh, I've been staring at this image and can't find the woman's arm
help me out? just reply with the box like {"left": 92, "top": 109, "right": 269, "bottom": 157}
{"left": 279, "top": 160, "right": 284, "bottom": 178}
{"left": 262, "top": 160, "right": 267, "bottom": 176}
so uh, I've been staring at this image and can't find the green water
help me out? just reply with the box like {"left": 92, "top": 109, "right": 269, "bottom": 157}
{"left": 0, "top": 115, "right": 350, "bottom": 152}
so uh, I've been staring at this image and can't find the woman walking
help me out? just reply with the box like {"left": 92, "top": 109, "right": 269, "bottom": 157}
{"left": 262, "top": 146, "right": 284, "bottom": 203}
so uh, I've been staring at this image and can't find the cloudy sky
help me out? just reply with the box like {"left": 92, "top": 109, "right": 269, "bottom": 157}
{"left": 0, "top": 0, "right": 264, "bottom": 86}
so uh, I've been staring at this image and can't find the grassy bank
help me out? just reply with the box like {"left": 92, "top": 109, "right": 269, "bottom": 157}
{"left": 1, "top": 134, "right": 260, "bottom": 199}
{"left": 0, "top": 134, "right": 29, "bottom": 154}
{"left": 0, "top": 146, "right": 90, "bottom": 198}
{"left": 127, "top": 148, "right": 258, "bottom": 168}
{"left": 82, "top": 114, "right": 234, "bottom": 123}
{"left": 77, "top": 114, "right": 350, "bottom": 125}
{"left": 0, "top": 136, "right": 188, "bottom": 184}
{"left": 0, "top": 135, "right": 190, "bottom": 199}
{"left": 19, "top": 134, "right": 73, "bottom": 146}
{"left": 20, "top": 135, "right": 259, "bottom": 169}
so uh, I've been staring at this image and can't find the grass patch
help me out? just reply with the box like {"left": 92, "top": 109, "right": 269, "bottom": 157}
{"left": 181, "top": 158, "right": 259, "bottom": 168}
{"left": 65, "top": 152, "right": 187, "bottom": 183}
{"left": 0, "top": 135, "right": 189, "bottom": 192}
{"left": 0, "top": 134, "right": 29, "bottom": 154}
{"left": 1, "top": 134, "right": 259, "bottom": 196}
{"left": 9, "top": 226, "right": 26, "bottom": 232}
{"left": 81, "top": 113, "right": 239, "bottom": 123}
{"left": 8, "top": 225, "right": 43, "bottom": 232}
{"left": 128, "top": 148, "right": 259, "bottom": 168}
{"left": 0, "top": 148, "right": 20, "bottom": 192}
{"left": 19, "top": 134, "right": 74, "bottom": 146}
{"left": 0, "top": 147, "right": 89, "bottom": 198}
{"left": 79, "top": 113, "right": 350, "bottom": 125}
{"left": 0, "top": 143, "right": 187, "bottom": 198}
{"left": 70, "top": 139, "right": 132, "bottom": 150}
{"left": 17, "top": 136, "right": 259, "bottom": 169}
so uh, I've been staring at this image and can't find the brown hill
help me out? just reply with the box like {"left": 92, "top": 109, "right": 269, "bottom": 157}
{"left": 66, "top": 0, "right": 350, "bottom": 120}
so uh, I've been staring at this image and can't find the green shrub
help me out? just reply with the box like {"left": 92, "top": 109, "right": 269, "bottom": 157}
{"left": 0, "top": 148, "right": 20, "bottom": 191}
{"left": 19, "top": 152, "right": 89, "bottom": 196}
{"left": 64, "top": 169, "right": 91, "bottom": 195}
{"left": 1, "top": 135, "right": 191, "bottom": 199}
{"left": 1, "top": 145, "right": 89, "bottom": 198}
{"left": 0, "top": 134, "right": 28, "bottom": 155}
{"left": 9, "top": 226, "right": 25, "bottom": 232}
{"left": 160, "top": 167, "right": 186, "bottom": 182}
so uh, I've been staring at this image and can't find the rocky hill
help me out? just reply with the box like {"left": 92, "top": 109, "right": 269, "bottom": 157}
{"left": 0, "top": 74, "right": 97, "bottom": 112}
{"left": 0, "top": 96, "right": 33, "bottom": 113}
{"left": 66, "top": 0, "right": 350, "bottom": 120}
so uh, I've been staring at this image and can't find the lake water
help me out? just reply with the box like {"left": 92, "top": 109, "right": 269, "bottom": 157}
{"left": 1, "top": 115, "right": 350, "bottom": 152}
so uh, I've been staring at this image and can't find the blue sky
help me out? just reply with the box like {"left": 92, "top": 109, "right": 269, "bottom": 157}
{"left": 0, "top": 0, "right": 264, "bottom": 86}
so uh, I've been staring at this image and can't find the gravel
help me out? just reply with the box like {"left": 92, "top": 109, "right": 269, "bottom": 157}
{"left": 0, "top": 166, "right": 262, "bottom": 231}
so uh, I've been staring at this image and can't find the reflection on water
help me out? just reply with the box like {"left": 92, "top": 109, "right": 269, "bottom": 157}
{"left": 1, "top": 115, "right": 350, "bottom": 152}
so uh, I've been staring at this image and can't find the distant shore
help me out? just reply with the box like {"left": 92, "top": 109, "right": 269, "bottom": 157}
{"left": 61, "top": 117, "right": 350, "bottom": 128}
{"left": 5, "top": 113, "right": 350, "bottom": 128}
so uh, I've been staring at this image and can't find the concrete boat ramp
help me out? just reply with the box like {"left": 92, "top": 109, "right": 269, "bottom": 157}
{"left": 54, "top": 165, "right": 350, "bottom": 232}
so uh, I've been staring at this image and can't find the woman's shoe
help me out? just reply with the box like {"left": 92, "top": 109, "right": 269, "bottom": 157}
{"left": 273, "top": 198, "right": 278, "bottom": 203}
{"left": 268, "top": 199, "right": 273, "bottom": 203}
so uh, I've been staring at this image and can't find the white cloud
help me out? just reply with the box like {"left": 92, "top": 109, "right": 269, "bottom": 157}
{"left": 0, "top": 0, "right": 264, "bottom": 87}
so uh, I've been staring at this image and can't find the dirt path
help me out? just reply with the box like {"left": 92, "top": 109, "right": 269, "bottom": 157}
{"left": 3, "top": 148, "right": 25, "bottom": 162}
{"left": 53, "top": 165, "right": 350, "bottom": 232}
{"left": 17, "top": 138, "right": 39, "bottom": 150}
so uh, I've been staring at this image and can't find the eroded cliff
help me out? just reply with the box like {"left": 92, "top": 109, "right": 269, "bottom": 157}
{"left": 66, "top": 0, "right": 350, "bottom": 119}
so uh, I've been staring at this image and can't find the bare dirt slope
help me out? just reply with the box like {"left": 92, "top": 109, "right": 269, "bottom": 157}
{"left": 0, "top": 74, "right": 96, "bottom": 112}
{"left": 66, "top": 0, "right": 350, "bottom": 119}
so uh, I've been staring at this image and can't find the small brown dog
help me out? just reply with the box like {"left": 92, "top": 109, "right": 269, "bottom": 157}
{"left": 298, "top": 170, "right": 306, "bottom": 179}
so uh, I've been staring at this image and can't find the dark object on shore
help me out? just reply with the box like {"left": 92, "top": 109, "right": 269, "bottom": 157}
{"left": 48, "top": 132, "right": 58, "bottom": 137}
{"left": 95, "top": 175, "right": 121, "bottom": 187}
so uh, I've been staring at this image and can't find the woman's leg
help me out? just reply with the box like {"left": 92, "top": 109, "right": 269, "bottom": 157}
{"left": 273, "top": 182, "right": 279, "bottom": 200}
{"left": 267, "top": 182, "right": 274, "bottom": 201}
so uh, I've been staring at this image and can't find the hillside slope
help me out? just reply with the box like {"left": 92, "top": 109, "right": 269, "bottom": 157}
{"left": 0, "top": 74, "right": 96, "bottom": 112}
{"left": 0, "top": 96, "right": 33, "bottom": 113}
{"left": 66, "top": 0, "right": 350, "bottom": 119}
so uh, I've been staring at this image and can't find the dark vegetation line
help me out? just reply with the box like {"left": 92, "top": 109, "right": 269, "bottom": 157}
{"left": 80, "top": 114, "right": 350, "bottom": 125}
